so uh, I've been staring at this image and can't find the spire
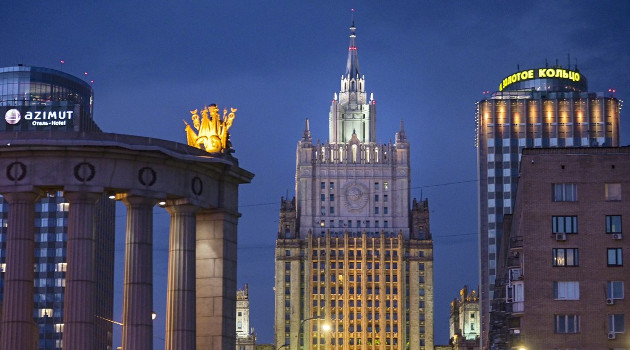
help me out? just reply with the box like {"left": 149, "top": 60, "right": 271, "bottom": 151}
{"left": 345, "top": 9, "right": 360, "bottom": 80}
{"left": 396, "top": 119, "right": 407, "bottom": 143}
{"left": 302, "top": 118, "right": 312, "bottom": 142}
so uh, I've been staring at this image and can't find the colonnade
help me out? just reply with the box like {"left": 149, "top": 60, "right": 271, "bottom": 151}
{"left": 0, "top": 189, "right": 239, "bottom": 350}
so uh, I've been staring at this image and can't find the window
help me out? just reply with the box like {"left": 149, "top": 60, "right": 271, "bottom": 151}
{"left": 384, "top": 182, "right": 388, "bottom": 190}
{"left": 375, "top": 194, "right": 379, "bottom": 202}
{"left": 384, "top": 207, "right": 388, "bottom": 214}
{"left": 321, "top": 194, "right": 325, "bottom": 201}
{"left": 609, "top": 314, "right": 625, "bottom": 333}
{"left": 329, "top": 182, "right": 334, "bottom": 190}
{"left": 553, "top": 281, "right": 579, "bottom": 300}
{"left": 605, "top": 183, "right": 622, "bottom": 201}
{"left": 554, "top": 314, "right": 580, "bottom": 333}
{"left": 606, "top": 215, "right": 622, "bottom": 233}
{"left": 330, "top": 207, "right": 334, "bottom": 214}
{"left": 553, "top": 248, "right": 579, "bottom": 266}
{"left": 384, "top": 194, "right": 388, "bottom": 202}
{"left": 552, "top": 216, "right": 578, "bottom": 233}
{"left": 553, "top": 183, "right": 578, "bottom": 201}
{"left": 330, "top": 194, "right": 334, "bottom": 201}
{"left": 374, "top": 207, "right": 379, "bottom": 214}
{"left": 375, "top": 182, "right": 379, "bottom": 190}
{"left": 608, "top": 248, "right": 623, "bottom": 266}
{"left": 321, "top": 182, "right": 325, "bottom": 190}
{"left": 607, "top": 281, "right": 624, "bottom": 300}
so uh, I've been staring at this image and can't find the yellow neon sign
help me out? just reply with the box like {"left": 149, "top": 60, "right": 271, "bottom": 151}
{"left": 499, "top": 68, "right": 581, "bottom": 91}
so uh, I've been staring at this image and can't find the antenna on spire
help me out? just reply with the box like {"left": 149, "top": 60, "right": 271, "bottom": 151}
{"left": 351, "top": 8, "right": 355, "bottom": 27}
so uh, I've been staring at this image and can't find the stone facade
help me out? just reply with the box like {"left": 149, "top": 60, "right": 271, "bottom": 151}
{"left": 274, "top": 20, "right": 433, "bottom": 350}
{"left": 0, "top": 132, "right": 253, "bottom": 350}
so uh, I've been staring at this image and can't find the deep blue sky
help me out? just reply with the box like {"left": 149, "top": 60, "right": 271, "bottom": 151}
{"left": 3, "top": 1, "right": 630, "bottom": 348}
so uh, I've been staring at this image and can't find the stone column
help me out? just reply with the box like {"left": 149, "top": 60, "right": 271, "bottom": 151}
{"left": 196, "top": 209, "right": 239, "bottom": 350}
{"left": 165, "top": 201, "right": 199, "bottom": 350}
{"left": 121, "top": 196, "right": 156, "bottom": 350}
{"left": 0, "top": 191, "right": 39, "bottom": 350}
{"left": 63, "top": 191, "right": 101, "bottom": 350}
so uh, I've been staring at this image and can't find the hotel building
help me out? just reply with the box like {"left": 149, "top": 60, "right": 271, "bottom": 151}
{"left": 476, "top": 65, "right": 621, "bottom": 347}
{"left": 491, "top": 147, "right": 630, "bottom": 348}
{"left": 274, "top": 21, "right": 434, "bottom": 350}
{"left": 0, "top": 65, "right": 114, "bottom": 349}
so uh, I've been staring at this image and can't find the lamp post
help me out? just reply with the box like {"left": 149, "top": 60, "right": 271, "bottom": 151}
{"left": 298, "top": 315, "right": 329, "bottom": 350}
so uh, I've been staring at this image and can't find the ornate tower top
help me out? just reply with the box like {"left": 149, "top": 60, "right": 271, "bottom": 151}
{"left": 329, "top": 12, "right": 376, "bottom": 144}
{"left": 345, "top": 9, "right": 360, "bottom": 81}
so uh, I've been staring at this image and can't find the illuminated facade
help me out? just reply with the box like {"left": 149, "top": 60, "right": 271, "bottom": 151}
{"left": 491, "top": 147, "right": 630, "bottom": 348}
{"left": 449, "top": 286, "right": 480, "bottom": 350}
{"left": 236, "top": 284, "right": 257, "bottom": 350}
{"left": 274, "top": 21, "right": 434, "bottom": 350}
{"left": 0, "top": 66, "right": 114, "bottom": 350}
{"left": 476, "top": 65, "right": 622, "bottom": 348}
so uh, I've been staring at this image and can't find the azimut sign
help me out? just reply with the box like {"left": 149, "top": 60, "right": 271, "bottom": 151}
{"left": 2, "top": 106, "right": 76, "bottom": 130}
{"left": 499, "top": 68, "right": 581, "bottom": 91}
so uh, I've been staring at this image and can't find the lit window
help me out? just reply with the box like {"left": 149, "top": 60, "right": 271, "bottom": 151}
{"left": 607, "top": 281, "right": 624, "bottom": 300}
{"left": 608, "top": 248, "right": 623, "bottom": 266}
{"left": 553, "top": 248, "right": 579, "bottom": 266}
{"left": 553, "top": 281, "right": 579, "bottom": 300}
{"left": 605, "top": 183, "right": 622, "bottom": 201}
{"left": 552, "top": 183, "right": 577, "bottom": 202}
{"left": 606, "top": 215, "right": 622, "bottom": 233}
{"left": 384, "top": 182, "right": 388, "bottom": 190}
{"left": 554, "top": 314, "right": 580, "bottom": 333}
{"left": 57, "top": 202, "right": 69, "bottom": 212}
{"left": 329, "top": 182, "right": 334, "bottom": 190}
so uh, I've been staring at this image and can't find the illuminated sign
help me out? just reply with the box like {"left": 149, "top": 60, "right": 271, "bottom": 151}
{"left": 499, "top": 68, "right": 581, "bottom": 91}
{"left": 1, "top": 106, "right": 77, "bottom": 131}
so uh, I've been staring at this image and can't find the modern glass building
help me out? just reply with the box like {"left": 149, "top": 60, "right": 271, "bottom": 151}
{"left": 476, "top": 65, "right": 622, "bottom": 349}
{"left": 0, "top": 65, "right": 100, "bottom": 132}
{"left": 0, "top": 65, "right": 114, "bottom": 349}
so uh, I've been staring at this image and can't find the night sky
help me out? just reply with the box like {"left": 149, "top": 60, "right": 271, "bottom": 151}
{"left": 2, "top": 1, "right": 630, "bottom": 348}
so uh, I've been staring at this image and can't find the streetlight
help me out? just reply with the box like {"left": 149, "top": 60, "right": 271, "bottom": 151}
{"left": 298, "top": 315, "right": 330, "bottom": 350}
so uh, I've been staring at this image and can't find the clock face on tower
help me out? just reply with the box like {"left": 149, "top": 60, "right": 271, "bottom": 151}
{"left": 343, "top": 181, "right": 369, "bottom": 212}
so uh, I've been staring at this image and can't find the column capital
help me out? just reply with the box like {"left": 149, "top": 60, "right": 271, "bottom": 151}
{"left": 119, "top": 194, "right": 158, "bottom": 208}
{"left": 0, "top": 190, "right": 42, "bottom": 203}
{"left": 164, "top": 199, "right": 199, "bottom": 215}
{"left": 63, "top": 190, "right": 103, "bottom": 203}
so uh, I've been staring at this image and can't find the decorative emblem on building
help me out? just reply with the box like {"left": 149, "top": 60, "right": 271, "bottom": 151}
{"left": 343, "top": 181, "right": 369, "bottom": 212}
{"left": 184, "top": 104, "right": 236, "bottom": 153}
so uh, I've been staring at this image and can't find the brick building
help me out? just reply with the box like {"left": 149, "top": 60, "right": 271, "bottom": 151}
{"left": 491, "top": 147, "right": 630, "bottom": 348}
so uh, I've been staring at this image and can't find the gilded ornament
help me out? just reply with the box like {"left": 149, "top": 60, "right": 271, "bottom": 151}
{"left": 184, "top": 104, "right": 236, "bottom": 153}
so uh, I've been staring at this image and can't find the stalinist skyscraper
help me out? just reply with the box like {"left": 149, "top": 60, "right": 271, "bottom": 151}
{"left": 274, "top": 19, "right": 434, "bottom": 350}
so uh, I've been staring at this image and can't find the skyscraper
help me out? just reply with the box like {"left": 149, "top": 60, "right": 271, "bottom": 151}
{"left": 274, "top": 20, "right": 434, "bottom": 350}
{"left": 476, "top": 64, "right": 621, "bottom": 348}
{"left": 0, "top": 65, "right": 115, "bottom": 349}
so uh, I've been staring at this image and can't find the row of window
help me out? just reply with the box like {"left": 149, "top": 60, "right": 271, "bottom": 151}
{"left": 311, "top": 249, "right": 400, "bottom": 258}
{"left": 313, "top": 274, "right": 403, "bottom": 283}
{"left": 320, "top": 182, "right": 389, "bottom": 191}
{"left": 551, "top": 215, "right": 622, "bottom": 234}
{"left": 554, "top": 314, "right": 624, "bottom": 333}
{"left": 312, "top": 262, "right": 399, "bottom": 270}
{"left": 320, "top": 218, "right": 390, "bottom": 227}
{"left": 552, "top": 182, "right": 622, "bottom": 202}
{"left": 553, "top": 281, "right": 624, "bottom": 300}
{"left": 312, "top": 286, "right": 406, "bottom": 295}
{"left": 553, "top": 248, "right": 623, "bottom": 266}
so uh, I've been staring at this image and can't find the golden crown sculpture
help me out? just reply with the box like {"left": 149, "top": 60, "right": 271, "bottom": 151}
{"left": 184, "top": 104, "right": 236, "bottom": 153}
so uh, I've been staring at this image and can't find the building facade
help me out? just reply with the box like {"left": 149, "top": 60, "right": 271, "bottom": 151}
{"left": 237, "top": 284, "right": 257, "bottom": 350}
{"left": 0, "top": 65, "right": 114, "bottom": 349}
{"left": 274, "top": 21, "right": 434, "bottom": 350}
{"left": 476, "top": 65, "right": 622, "bottom": 348}
{"left": 491, "top": 147, "right": 630, "bottom": 348}
{"left": 449, "top": 286, "right": 480, "bottom": 350}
